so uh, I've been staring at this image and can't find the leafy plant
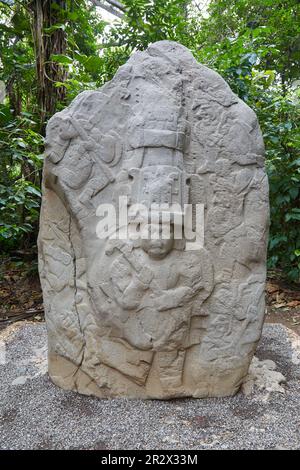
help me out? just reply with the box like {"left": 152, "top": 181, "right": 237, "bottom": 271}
{"left": 0, "top": 104, "right": 43, "bottom": 251}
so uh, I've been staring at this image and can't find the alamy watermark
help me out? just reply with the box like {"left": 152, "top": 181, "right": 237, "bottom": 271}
{"left": 95, "top": 196, "right": 204, "bottom": 251}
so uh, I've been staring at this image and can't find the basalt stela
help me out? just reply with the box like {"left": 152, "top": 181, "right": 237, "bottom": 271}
{"left": 38, "top": 41, "right": 269, "bottom": 399}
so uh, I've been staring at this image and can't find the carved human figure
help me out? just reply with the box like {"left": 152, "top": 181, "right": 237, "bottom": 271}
{"left": 88, "top": 221, "right": 213, "bottom": 393}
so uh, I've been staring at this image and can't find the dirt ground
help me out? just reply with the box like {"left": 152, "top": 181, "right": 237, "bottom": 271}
{"left": 0, "top": 259, "right": 43, "bottom": 326}
{"left": 265, "top": 271, "right": 300, "bottom": 335}
{"left": 1, "top": 258, "right": 300, "bottom": 334}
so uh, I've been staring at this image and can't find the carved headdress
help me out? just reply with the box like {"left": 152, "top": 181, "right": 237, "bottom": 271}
{"left": 128, "top": 102, "right": 190, "bottom": 217}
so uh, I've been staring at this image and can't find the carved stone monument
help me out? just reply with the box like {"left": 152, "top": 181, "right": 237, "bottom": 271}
{"left": 38, "top": 41, "right": 269, "bottom": 398}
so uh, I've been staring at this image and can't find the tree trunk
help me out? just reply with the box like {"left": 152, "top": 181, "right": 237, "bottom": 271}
{"left": 30, "top": 0, "right": 67, "bottom": 133}
{"left": 6, "top": 75, "right": 22, "bottom": 117}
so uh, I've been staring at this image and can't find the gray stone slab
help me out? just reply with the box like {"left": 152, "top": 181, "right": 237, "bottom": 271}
{"left": 39, "top": 40, "right": 269, "bottom": 399}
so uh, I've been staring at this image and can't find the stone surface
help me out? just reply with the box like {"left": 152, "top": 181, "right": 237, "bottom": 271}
{"left": 38, "top": 40, "right": 269, "bottom": 399}
{"left": 1, "top": 322, "right": 299, "bottom": 450}
{"left": 241, "top": 357, "right": 286, "bottom": 399}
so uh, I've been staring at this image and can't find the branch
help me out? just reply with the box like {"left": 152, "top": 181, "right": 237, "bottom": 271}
{"left": 106, "top": 0, "right": 125, "bottom": 11}
{"left": 90, "top": 0, "right": 125, "bottom": 19}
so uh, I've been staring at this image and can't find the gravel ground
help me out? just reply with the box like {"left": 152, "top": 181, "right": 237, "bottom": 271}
{"left": 0, "top": 321, "right": 299, "bottom": 450}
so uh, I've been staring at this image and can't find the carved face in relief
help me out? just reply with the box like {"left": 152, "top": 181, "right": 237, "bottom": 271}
{"left": 141, "top": 222, "right": 174, "bottom": 259}
{"left": 45, "top": 117, "right": 77, "bottom": 164}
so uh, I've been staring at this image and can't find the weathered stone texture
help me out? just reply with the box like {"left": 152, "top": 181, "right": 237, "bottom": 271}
{"left": 38, "top": 41, "right": 269, "bottom": 398}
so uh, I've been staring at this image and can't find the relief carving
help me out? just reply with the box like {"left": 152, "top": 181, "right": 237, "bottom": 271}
{"left": 38, "top": 41, "right": 269, "bottom": 398}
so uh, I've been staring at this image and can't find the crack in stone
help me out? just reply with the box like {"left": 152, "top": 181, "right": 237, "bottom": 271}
{"left": 68, "top": 214, "right": 86, "bottom": 378}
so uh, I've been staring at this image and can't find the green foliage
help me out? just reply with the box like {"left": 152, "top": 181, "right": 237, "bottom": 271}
{"left": 49, "top": 0, "right": 108, "bottom": 99}
{"left": 0, "top": 104, "right": 43, "bottom": 250}
{"left": 265, "top": 92, "right": 300, "bottom": 281}
{"left": 108, "top": 0, "right": 192, "bottom": 50}
{"left": 0, "top": 0, "right": 299, "bottom": 281}
{"left": 191, "top": 0, "right": 300, "bottom": 281}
